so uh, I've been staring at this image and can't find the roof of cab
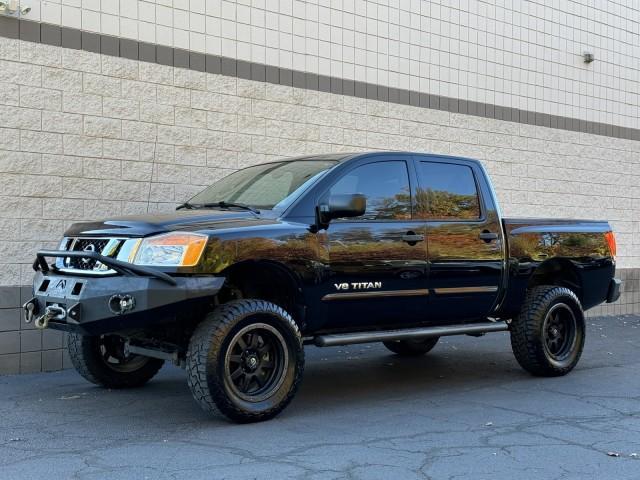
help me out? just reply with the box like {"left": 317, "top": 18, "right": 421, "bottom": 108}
{"left": 263, "top": 151, "right": 482, "bottom": 167}
{"left": 289, "top": 151, "right": 482, "bottom": 164}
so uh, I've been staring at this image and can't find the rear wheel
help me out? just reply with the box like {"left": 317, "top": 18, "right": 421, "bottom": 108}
{"left": 186, "top": 299, "right": 304, "bottom": 423}
{"left": 67, "top": 333, "right": 164, "bottom": 388}
{"left": 383, "top": 337, "right": 440, "bottom": 356}
{"left": 510, "top": 286, "right": 585, "bottom": 376}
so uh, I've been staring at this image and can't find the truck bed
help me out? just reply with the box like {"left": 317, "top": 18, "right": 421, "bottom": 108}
{"left": 500, "top": 217, "right": 615, "bottom": 315}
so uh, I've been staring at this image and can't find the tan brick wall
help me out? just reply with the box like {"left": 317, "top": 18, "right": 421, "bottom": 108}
{"left": 2, "top": 40, "right": 639, "bottom": 288}
{"left": 0, "top": 39, "right": 639, "bottom": 375}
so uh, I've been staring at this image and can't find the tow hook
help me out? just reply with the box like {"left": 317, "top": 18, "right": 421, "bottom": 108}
{"left": 33, "top": 305, "right": 67, "bottom": 330}
{"left": 23, "top": 299, "right": 37, "bottom": 324}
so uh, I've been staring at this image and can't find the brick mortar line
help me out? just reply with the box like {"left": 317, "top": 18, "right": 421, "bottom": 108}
{"left": 1, "top": 17, "right": 639, "bottom": 142}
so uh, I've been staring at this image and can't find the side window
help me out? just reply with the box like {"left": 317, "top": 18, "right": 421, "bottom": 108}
{"left": 415, "top": 162, "right": 481, "bottom": 220}
{"left": 328, "top": 161, "right": 411, "bottom": 220}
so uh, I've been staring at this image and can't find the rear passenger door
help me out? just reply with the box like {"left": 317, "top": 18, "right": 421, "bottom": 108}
{"left": 414, "top": 158, "right": 504, "bottom": 321}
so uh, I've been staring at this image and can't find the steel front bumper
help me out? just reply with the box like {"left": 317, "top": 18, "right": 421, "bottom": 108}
{"left": 24, "top": 250, "right": 224, "bottom": 335}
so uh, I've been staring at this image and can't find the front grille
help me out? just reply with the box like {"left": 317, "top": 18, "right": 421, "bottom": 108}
{"left": 68, "top": 238, "right": 110, "bottom": 270}
{"left": 60, "top": 238, "right": 121, "bottom": 272}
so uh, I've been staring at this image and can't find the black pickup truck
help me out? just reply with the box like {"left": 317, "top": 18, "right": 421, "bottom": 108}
{"left": 25, "top": 152, "right": 620, "bottom": 423}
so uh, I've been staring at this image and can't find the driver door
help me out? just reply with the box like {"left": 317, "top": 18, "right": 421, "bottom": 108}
{"left": 320, "top": 158, "right": 429, "bottom": 330}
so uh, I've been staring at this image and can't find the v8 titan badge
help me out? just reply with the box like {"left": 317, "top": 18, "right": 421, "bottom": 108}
{"left": 334, "top": 281, "right": 383, "bottom": 291}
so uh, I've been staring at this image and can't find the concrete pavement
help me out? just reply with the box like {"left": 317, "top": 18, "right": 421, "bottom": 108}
{"left": 1, "top": 315, "right": 639, "bottom": 479}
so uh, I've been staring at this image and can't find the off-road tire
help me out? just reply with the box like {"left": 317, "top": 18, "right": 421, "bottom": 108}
{"left": 510, "top": 285, "right": 585, "bottom": 377}
{"left": 186, "top": 299, "right": 304, "bottom": 423}
{"left": 68, "top": 333, "right": 164, "bottom": 388}
{"left": 383, "top": 337, "right": 440, "bottom": 356}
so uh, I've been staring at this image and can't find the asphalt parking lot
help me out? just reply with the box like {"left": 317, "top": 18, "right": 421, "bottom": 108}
{"left": 1, "top": 315, "right": 639, "bottom": 480}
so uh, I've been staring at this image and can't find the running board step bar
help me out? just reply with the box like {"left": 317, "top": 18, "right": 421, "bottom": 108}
{"left": 314, "top": 321, "right": 509, "bottom": 347}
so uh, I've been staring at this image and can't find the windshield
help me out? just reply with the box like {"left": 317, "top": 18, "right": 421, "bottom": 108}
{"left": 187, "top": 160, "right": 338, "bottom": 211}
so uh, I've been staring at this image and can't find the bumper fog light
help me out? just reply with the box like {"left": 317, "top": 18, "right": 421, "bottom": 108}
{"left": 109, "top": 294, "right": 136, "bottom": 315}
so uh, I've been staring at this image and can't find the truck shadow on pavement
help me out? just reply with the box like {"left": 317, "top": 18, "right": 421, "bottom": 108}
{"left": 292, "top": 340, "right": 524, "bottom": 413}
{"left": 130, "top": 335, "right": 529, "bottom": 422}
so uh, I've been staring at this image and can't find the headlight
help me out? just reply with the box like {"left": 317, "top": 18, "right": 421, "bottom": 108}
{"left": 133, "top": 233, "right": 208, "bottom": 267}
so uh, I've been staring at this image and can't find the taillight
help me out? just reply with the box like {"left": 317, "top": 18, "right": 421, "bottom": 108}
{"left": 604, "top": 231, "right": 617, "bottom": 258}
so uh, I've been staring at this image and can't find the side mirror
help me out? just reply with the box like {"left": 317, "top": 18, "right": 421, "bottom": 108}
{"left": 317, "top": 193, "right": 366, "bottom": 227}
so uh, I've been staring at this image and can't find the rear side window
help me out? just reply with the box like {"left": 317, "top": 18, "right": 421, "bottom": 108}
{"left": 415, "top": 161, "right": 480, "bottom": 220}
{"left": 328, "top": 161, "right": 411, "bottom": 220}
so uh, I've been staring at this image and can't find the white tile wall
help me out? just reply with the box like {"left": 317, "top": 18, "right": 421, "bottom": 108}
{"left": 14, "top": 1, "right": 640, "bottom": 129}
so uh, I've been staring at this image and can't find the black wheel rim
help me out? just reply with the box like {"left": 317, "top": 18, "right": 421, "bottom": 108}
{"left": 224, "top": 323, "right": 288, "bottom": 403}
{"left": 98, "top": 335, "right": 149, "bottom": 373}
{"left": 543, "top": 303, "right": 577, "bottom": 361}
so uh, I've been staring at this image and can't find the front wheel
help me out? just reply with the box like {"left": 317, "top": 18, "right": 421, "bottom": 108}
{"left": 186, "top": 300, "right": 304, "bottom": 423}
{"left": 68, "top": 333, "right": 164, "bottom": 388}
{"left": 510, "top": 286, "right": 585, "bottom": 376}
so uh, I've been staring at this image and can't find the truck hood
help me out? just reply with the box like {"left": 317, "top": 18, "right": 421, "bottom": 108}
{"left": 64, "top": 210, "right": 269, "bottom": 237}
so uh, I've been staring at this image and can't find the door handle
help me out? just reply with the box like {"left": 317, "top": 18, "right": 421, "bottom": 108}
{"left": 479, "top": 231, "right": 498, "bottom": 242}
{"left": 402, "top": 232, "right": 424, "bottom": 244}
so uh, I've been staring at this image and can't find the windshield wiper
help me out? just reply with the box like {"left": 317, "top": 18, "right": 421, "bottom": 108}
{"left": 178, "top": 201, "right": 260, "bottom": 214}
{"left": 211, "top": 201, "right": 260, "bottom": 214}
{"left": 176, "top": 202, "right": 195, "bottom": 210}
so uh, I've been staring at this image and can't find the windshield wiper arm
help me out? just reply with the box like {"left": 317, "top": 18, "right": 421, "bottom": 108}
{"left": 182, "top": 201, "right": 260, "bottom": 214}
{"left": 212, "top": 201, "right": 260, "bottom": 214}
{"left": 176, "top": 202, "right": 195, "bottom": 210}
